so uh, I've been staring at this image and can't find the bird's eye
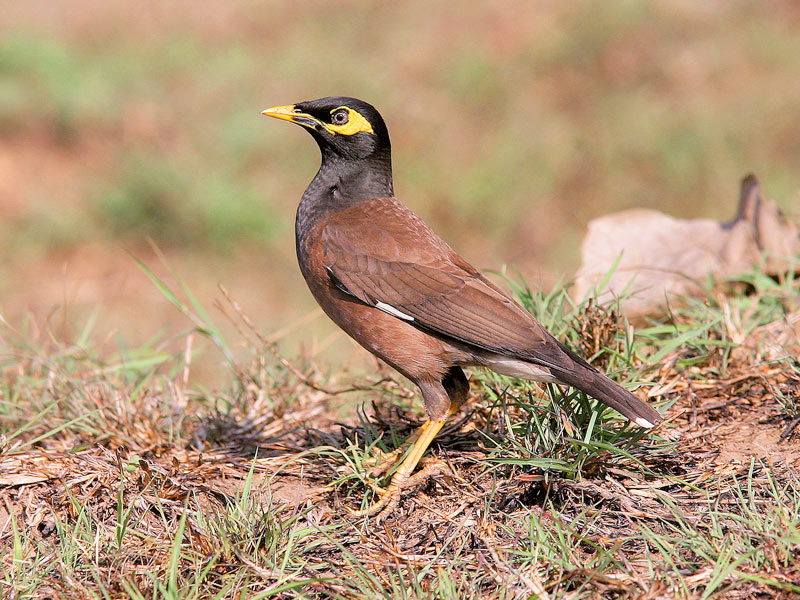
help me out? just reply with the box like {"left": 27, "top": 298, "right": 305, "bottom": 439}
{"left": 331, "top": 109, "right": 349, "bottom": 125}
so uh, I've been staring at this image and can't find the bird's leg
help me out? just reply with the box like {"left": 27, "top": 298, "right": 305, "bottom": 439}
{"left": 350, "top": 368, "right": 468, "bottom": 518}
{"left": 348, "top": 418, "right": 446, "bottom": 517}
{"left": 362, "top": 424, "right": 425, "bottom": 475}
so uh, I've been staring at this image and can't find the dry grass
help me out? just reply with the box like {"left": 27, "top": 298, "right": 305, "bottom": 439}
{"left": 1, "top": 267, "right": 799, "bottom": 599}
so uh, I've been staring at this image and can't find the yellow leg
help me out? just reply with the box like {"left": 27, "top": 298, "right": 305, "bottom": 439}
{"left": 349, "top": 418, "right": 446, "bottom": 518}
{"left": 362, "top": 426, "right": 424, "bottom": 473}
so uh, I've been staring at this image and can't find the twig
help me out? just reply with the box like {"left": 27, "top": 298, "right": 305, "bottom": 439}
{"left": 780, "top": 414, "right": 800, "bottom": 442}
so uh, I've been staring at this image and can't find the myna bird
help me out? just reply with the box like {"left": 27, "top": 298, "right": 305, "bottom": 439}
{"left": 262, "top": 97, "right": 662, "bottom": 517}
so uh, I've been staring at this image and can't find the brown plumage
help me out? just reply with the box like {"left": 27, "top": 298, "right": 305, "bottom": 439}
{"left": 263, "top": 97, "right": 662, "bottom": 517}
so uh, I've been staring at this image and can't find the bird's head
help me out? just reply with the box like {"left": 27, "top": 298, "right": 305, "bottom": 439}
{"left": 262, "top": 96, "right": 390, "bottom": 161}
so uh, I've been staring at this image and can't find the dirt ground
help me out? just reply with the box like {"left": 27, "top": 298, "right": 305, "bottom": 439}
{"left": 1, "top": 329, "right": 799, "bottom": 597}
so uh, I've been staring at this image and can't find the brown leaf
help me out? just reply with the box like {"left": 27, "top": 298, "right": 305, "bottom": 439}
{"left": 0, "top": 474, "right": 52, "bottom": 486}
{"left": 573, "top": 173, "right": 799, "bottom": 317}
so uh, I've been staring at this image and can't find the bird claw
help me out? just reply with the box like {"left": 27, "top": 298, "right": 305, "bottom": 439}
{"left": 363, "top": 446, "right": 407, "bottom": 476}
{"left": 347, "top": 457, "right": 449, "bottom": 520}
{"left": 362, "top": 445, "right": 403, "bottom": 468}
{"left": 346, "top": 491, "right": 400, "bottom": 519}
{"left": 366, "top": 480, "right": 389, "bottom": 496}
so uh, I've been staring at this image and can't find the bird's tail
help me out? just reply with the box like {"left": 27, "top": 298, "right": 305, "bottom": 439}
{"left": 550, "top": 342, "right": 662, "bottom": 428}
{"left": 558, "top": 366, "right": 662, "bottom": 428}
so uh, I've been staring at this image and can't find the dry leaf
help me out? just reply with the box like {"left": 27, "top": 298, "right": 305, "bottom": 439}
{"left": 573, "top": 174, "right": 799, "bottom": 317}
{"left": 0, "top": 474, "right": 52, "bottom": 486}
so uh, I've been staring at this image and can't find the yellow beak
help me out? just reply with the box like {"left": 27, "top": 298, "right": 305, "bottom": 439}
{"left": 261, "top": 105, "right": 321, "bottom": 130}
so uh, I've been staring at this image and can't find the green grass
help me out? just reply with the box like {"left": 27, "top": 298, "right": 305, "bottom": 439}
{"left": 2, "top": 265, "right": 798, "bottom": 598}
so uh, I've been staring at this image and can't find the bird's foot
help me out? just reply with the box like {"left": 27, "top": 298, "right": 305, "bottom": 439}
{"left": 347, "top": 457, "right": 448, "bottom": 519}
{"left": 362, "top": 445, "right": 407, "bottom": 475}
{"left": 361, "top": 424, "right": 425, "bottom": 475}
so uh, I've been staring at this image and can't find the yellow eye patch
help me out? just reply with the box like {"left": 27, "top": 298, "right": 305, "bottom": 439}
{"left": 322, "top": 107, "right": 374, "bottom": 136}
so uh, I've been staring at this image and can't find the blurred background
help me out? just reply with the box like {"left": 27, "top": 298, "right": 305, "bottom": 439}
{"left": 1, "top": 0, "right": 799, "bottom": 378}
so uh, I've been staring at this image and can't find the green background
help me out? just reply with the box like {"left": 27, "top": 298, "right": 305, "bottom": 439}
{"left": 1, "top": 0, "right": 798, "bottom": 374}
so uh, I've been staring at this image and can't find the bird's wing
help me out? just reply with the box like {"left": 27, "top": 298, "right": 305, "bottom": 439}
{"left": 320, "top": 198, "right": 582, "bottom": 371}
{"left": 320, "top": 198, "right": 664, "bottom": 428}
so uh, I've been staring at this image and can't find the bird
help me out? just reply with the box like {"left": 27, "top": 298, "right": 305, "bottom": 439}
{"left": 262, "top": 97, "right": 662, "bottom": 517}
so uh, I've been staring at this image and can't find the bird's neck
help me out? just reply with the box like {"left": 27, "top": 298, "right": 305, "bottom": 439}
{"left": 296, "top": 149, "right": 394, "bottom": 256}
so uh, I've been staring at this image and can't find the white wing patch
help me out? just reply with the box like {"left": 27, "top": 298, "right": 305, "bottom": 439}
{"left": 483, "top": 355, "right": 558, "bottom": 383}
{"left": 375, "top": 301, "right": 414, "bottom": 321}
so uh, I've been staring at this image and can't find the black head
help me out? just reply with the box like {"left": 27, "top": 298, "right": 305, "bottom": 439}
{"left": 262, "top": 96, "right": 390, "bottom": 162}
